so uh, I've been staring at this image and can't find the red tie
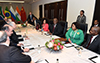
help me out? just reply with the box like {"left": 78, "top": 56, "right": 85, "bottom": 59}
{"left": 52, "top": 26, "right": 55, "bottom": 33}
{"left": 87, "top": 36, "right": 93, "bottom": 48}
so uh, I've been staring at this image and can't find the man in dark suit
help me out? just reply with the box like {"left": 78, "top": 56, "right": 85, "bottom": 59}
{"left": 83, "top": 27, "right": 100, "bottom": 54}
{"left": 26, "top": 12, "right": 35, "bottom": 25}
{"left": 33, "top": 17, "right": 41, "bottom": 28}
{"left": 0, "top": 31, "right": 33, "bottom": 63}
{"left": 89, "top": 20, "right": 100, "bottom": 32}
{"left": 48, "top": 18, "right": 63, "bottom": 36}
{"left": 2, "top": 24, "right": 29, "bottom": 52}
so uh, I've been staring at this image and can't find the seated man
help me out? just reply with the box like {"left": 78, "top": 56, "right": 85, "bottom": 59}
{"left": 1, "top": 24, "right": 29, "bottom": 52}
{"left": 83, "top": 27, "right": 100, "bottom": 54}
{"left": 48, "top": 18, "right": 63, "bottom": 36}
{"left": 89, "top": 20, "right": 100, "bottom": 32}
{"left": 32, "top": 17, "right": 41, "bottom": 28}
{"left": 0, "top": 31, "right": 33, "bottom": 63}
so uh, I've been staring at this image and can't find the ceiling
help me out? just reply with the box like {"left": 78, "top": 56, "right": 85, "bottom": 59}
{"left": 0, "top": 0, "right": 39, "bottom": 4}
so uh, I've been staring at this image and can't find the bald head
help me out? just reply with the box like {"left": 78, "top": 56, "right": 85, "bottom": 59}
{"left": 90, "top": 27, "right": 100, "bottom": 35}
{"left": 2, "top": 24, "right": 13, "bottom": 36}
{"left": 8, "top": 22, "right": 16, "bottom": 29}
{"left": 53, "top": 18, "right": 58, "bottom": 25}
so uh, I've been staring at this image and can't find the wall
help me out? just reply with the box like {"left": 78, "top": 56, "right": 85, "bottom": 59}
{"left": 32, "top": 0, "right": 96, "bottom": 32}
{"left": 0, "top": 3, "right": 32, "bottom": 16}
{"left": 32, "top": 0, "right": 65, "bottom": 18}
{"left": 67, "top": 0, "right": 96, "bottom": 32}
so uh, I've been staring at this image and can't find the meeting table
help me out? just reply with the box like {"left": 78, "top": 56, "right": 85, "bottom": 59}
{"left": 15, "top": 24, "right": 100, "bottom": 63}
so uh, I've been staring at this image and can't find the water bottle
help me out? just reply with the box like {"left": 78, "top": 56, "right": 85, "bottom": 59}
{"left": 41, "top": 29, "right": 44, "bottom": 35}
{"left": 38, "top": 45, "right": 41, "bottom": 53}
{"left": 56, "top": 59, "right": 59, "bottom": 63}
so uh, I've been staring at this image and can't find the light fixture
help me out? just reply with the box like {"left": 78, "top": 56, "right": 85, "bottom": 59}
{"left": 0, "top": 1, "right": 24, "bottom": 3}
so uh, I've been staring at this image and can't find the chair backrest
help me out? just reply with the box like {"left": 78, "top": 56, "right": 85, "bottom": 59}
{"left": 49, "top": 19, "right": 53, "bottom": 24}
{"left": 79, "top": 23, "right": 88, "bottom": 32}
{"left": 63, "top": 22, "right": 68, "bottom": 34}
{"left": 79, "top": 23, "right": 88, "bottom": 37}
{"left": 59, "top": 21, "right": 68, "bottom": 37}
{"left": 0, "top": 20, "right": 5, "bottom": 30}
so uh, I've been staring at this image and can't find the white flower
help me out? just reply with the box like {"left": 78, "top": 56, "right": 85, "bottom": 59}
{"left": 47, "top": 42, "right": 53, "bottom": 48}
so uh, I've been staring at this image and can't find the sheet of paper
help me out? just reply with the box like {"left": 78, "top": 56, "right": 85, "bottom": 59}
{"left": 92, "top": 57, "right": 100, "bottom": 63}
{"left": 38, "top": 60, "right": 47, "bottom": 63}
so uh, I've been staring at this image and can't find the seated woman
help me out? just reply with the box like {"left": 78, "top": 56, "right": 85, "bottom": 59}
{"left": 65, "top": 22, "right": 84, "bottom": 45}
{"left": 39, "top": 18, "right": 49, "bottom": 32}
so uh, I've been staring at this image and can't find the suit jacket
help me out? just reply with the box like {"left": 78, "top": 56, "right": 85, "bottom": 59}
{"left": 83, "top": 35, "right": 100, "bottom": 54}
{"left": 10, "top": 30, "right": 23, "bottom": 50}
{"left": 0, "top": 20, "right": 7, "bottom": 30}
{"left": 27, "top": 14, "right": 35, "bottom": 24}
{"left": 49, "top": 23, "right": 63, "bottom": 36}
{"left": 33, "top": 19, "right": 41, "bottom": 27}
{"left": 0, "top": 45, "right": 31, "bottom": 63}
{"left": 76, "top": 15, "right": 86, "bottom": 24}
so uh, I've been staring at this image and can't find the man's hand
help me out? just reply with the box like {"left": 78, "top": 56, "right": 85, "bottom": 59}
{"left": 25, "top": 36, "right": 29, "bottom": 40}
{"left": 48, "top": 31, "right": 52, "bottom": 35}
{"left": 23, "top": 48, "right": 30, "bottom": 52}
{"left": 26, "top": 21, "right": 28, "bottom": 24}
{"left": 31, "top": 20, "right": 33, "bottom": 22}
{"left": 17, "top": 43, "right": 24, "bottom": 47}
{"left": 30, "top": 61, "right": 34, "bottom": 63}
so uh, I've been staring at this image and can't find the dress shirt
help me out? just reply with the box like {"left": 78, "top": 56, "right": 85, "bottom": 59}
{"left": 54, "top": 24, "right": 57, "bottom": 28}
{"left": 34, "top": 20, "right": 36, "bottom": 27}
{"left": 90, "top": 35, "right": 98, "bottom": 44}
{"left": 0, "top": 43, "right": 9, "bottom": 46}
{"left": 94, "top": 24, "right": 98, "bottom": 27}
{"left": 30, "top": 15, "right": 32, "bottom": 20}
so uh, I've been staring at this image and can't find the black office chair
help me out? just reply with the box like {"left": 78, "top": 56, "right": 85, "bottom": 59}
{"left": 59, "top": 21, "right": 68, "bottom": 38}
{"left": 0, "top": 20, "right": 5, "bottom": 30}
{"left": 79, "top": 23, "right": 88, "bottom": 45}
{"left": 79, "top": 23, "right": 88, "bottom": 37}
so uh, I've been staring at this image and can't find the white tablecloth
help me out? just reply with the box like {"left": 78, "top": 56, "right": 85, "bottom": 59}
{"left": 15, "top": 24, "right": 100, "bottom": 63}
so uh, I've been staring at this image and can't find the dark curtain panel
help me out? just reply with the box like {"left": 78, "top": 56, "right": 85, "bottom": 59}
{"left": 93, "top": 0, "right": 100, "bottom": 25}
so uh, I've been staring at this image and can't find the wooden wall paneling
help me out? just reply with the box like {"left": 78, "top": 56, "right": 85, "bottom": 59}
{"left": 44, "top": 0, "right": 67, "bottom": 21}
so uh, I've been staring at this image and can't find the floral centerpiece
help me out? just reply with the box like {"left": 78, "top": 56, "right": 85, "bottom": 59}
{"left": 21, "top": 23, "right": 27, "bottom": 27}
{"left": 45, "top": 38, "right": 64, "bottom": 51}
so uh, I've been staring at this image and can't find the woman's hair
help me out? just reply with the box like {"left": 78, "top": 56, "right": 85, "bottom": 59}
{"left": 42, "top": 18, "right": 48, "bottom": 24}
{"left": 71, "top": 22, "right": 80, "bottom": 29}
{"left": 81, "top": 10, "right": 85, "bottom": 14}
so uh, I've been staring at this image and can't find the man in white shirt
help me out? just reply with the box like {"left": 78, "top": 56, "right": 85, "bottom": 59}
{"left": 89, "top": 20, "right": 100, "bottom": 32}
{"left": 83, "top": 27, "right": 100, "bottom": 54}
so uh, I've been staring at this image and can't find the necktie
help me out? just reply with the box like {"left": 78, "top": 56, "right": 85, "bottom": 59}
{"left": 52, "top": 25, "right": 55, "bottom": 33}
{"left": 86, "top": 36, "right": 93, "bottom": 48}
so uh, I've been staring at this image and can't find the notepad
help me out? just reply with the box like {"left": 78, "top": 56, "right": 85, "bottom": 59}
{"left": 36, "top": 59, "right": 49, "bottom": 63}
{"left": 64, "top": 44, "right": 72, "bottom": 47}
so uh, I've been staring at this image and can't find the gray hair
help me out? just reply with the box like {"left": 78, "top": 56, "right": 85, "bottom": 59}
{"left": 1, "top": 26, "right": 9, "bottom": 31}
{"left": 0, "top": 31, "right": 7, "bottom": 43}
{"left": 8, "top": 22, "right": 14, "bottom": 27}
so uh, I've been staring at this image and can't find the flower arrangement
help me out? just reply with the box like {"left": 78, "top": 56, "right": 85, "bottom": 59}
{"left": 45, "top": 38, "right": 64, "bottom": 51}
{"left": 21, "top": 23, "right": 27, "bottom": 27}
